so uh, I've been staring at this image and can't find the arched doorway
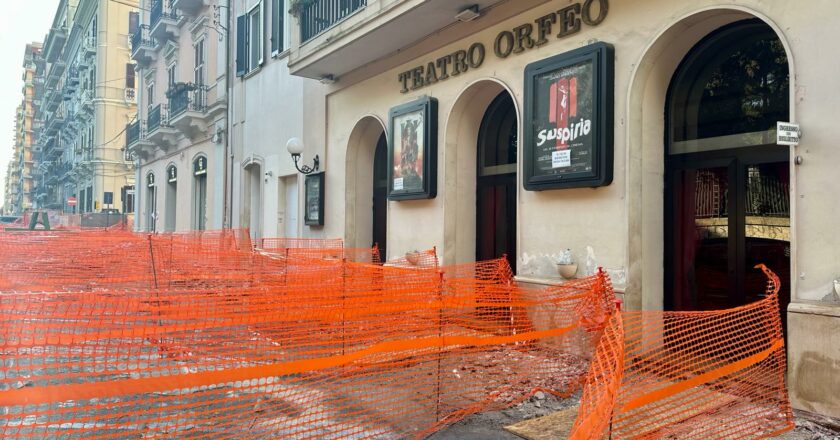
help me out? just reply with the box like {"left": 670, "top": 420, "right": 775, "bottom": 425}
{"left": 243, "top": 162, "right": 263, "bottom": 241}
{"left": 192, "top": 156, "right": 208, "bottom": 231}
{"left": 372, "top": 133, "right": 388, "bottom": 261}
{"left": 145, "top": 172, "right": 157, "bottom": 233}
{"left": 165, "top": 164, "right": 177, "bottom": 232}
{"left": 664, "top": 19, "right": 790, "bottom": 315}
{"left": 345, "top": 116, "right": 388, "bottom": 257}
{"left": 476, "top": 92, "right": 518, "bottom": 271}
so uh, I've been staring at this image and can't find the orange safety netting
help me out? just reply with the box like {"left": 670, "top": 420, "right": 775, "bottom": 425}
{"left": 0, "top": 230, "right": 615, "bottom": 438}
{"left": 570, "top": 264, "right": 794, "bottom": 439}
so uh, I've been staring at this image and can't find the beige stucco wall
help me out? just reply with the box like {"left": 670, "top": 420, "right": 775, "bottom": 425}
{"left": 307, "top": 0, "right": 840, "bottom": 417}
{"left": 87, "top": 0, "right": 137, "bottom": 212}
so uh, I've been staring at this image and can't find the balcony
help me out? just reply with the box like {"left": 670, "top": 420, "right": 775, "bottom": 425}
{"left": 172, "top": 0, "right": 206, "bottom": 15}
{"left": 131, "top": 25, "right": 156, "bottom": 67}
{"left": 146, "top": 104, "right": 178, "bottom": 149}
{"left": 288, "top": 0, "right": 527, "bottom": 79}
{"left": 126, "top": 120, "right": 155, "bottom": 158}
{"left": 83, "top": 36, "right": 97, "bottom": 58}
{"left": 44, "top": 26, "right": 68, "bottom": 63}
{"left": 150, "top": 0, "right": 180, "bottom": 44}
{"left": 167, "top": 85, "right": 209, "bottom": 136}
{"left": 299, "top": 0, "right": 367, "bottom": 43}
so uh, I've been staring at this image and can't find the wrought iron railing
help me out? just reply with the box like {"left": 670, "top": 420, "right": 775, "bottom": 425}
{"left": 148, "top": 104, "right": 162, "bottom": 133}
{"left": 168, "top": 85, "right": 206, "bottom": 119}
{"left": 131, "top": 25, "right": 153, "bottom": 54}
{"left": 126, "top": 120, "right": 142, "bottom": 148}
{"left": 151, "top": 0, "right": 178, "bottom": 30}
{"left": 300, "top": 0, "right": 366, "bottom": 43}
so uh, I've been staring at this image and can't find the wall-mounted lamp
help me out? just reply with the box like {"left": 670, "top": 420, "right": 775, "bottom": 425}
{"left": 286, "top": 137, "right": 320, "bottom": 175}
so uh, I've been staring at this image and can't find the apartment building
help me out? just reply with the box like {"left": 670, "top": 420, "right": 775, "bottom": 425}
{"left": 34, "top": 0, "right": 138, "bottom": 214}
{"left": 281, "top": 0, "right": 840, "bottom": 419}
{"left": 223, "top": 0, "right": 324, "bottom": 242}
{"left": 128, "top": 0, "right": 228, "bottom": 232}
{"left": 4, "top": 44, "right": 42, "bottom": 215}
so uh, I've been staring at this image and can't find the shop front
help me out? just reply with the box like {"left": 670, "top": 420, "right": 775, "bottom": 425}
{"left": 296, "top": 0, "right": 840, "bottom": 419}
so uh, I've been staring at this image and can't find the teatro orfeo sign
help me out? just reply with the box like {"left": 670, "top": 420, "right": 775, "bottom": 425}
{"left": 397, "top": 0, "right": 609, "bottom": 93}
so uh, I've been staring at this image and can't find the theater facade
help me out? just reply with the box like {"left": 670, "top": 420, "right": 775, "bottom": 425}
{"left": 286, "top": 0, "right": 840, "bottom": 418}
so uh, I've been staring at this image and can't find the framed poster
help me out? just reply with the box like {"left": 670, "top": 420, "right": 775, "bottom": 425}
{"left": 388, "top": 97, "right": 438, "bottom": 200}
{"left": 304, "top": 172, "right": 325, "bottom": 226}
{"left": 523, "top": 42, "right": 614, "bottom": 190}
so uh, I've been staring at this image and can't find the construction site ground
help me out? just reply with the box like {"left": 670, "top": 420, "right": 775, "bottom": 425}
{"left": 431, "top": 395, "right": 840, "bottom": 440}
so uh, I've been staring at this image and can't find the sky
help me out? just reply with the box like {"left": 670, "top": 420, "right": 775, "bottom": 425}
{"left": 0, "top": 0, "right": 61, "bottom": 208}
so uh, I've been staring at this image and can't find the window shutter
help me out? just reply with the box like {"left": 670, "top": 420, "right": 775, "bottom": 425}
{"left": 271, "top": 0, "right": 278, "bottom": 53}
{"left": 128, "top": 11, "right": 139, "bottom": 35}
{"left": 236, "top": 15, "right": 247, "bottom": 77}
{"left": 258, "top": 0, "right": 265, "bottom": 66}
{"left": 126, "top": 64, "right": 135, "bottom": 89}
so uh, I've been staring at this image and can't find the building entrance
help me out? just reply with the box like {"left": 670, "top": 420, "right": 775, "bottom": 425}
{"left": 665, "top": 19, "right": 790, "bottom": 317}
{"left": 372, "top": 133, "right": 388, "bottom": 262}
{"left": 476, "top": 92, "right": 517, "bottom": 271}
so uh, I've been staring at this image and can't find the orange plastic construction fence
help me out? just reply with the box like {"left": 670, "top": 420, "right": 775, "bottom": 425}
{"left": 0, "top": 230, "right": 615, "bottom": 438}
{"left": 570, "top": 265, "right": 794, "bottom": 439}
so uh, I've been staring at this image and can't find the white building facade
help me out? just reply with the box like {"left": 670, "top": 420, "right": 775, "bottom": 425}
{"left": 228, "top": 0, "right": 326, "bottom": 242}
{"left": 128, "top": 0, "right": 228, "bottom": 232}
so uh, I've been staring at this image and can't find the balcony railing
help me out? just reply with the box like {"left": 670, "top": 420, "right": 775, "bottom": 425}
{"left": 131, "top": 25, "right": 153, "bottom": 54}
{"left": 151, "top": 0, "right": 178, "bottom": 30}
{"left": 126, "top": 120, "right": 142, "bottom": 147}
{"left": 300, "top": 0, "right": 367, "bottom": 43}
{"left": 168, "top": 85, "right": 206, "bottom": 118}
{"left": 147, "top": 104, "right": 172, "bottom": 133}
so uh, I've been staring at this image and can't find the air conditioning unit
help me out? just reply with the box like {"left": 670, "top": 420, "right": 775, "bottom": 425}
{"left": 124, "top": 88, "right": 137, "bottom": 103}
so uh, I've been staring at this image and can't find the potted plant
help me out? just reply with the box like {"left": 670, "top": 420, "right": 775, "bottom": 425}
{"left": 289, "top": 0, "right": 317, "bottom": 18}
{"left": 555, "top": 249, "right": 577, "bottom": 279}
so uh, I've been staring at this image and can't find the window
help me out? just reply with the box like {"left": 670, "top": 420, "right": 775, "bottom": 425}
{"left": 147, "top": 81, "right": 155, "bottom": 109}
{"left": 194, "top": 39, "right": 205, "bottom": 86}
{"left": 128, "top": 11, "right": 139, "bottom": 35}
{"left": 668, "top": 19, "right": 789, "bottom": 154}
{"left": 167, "top": 63, "right": 177, "bottom": 88}
{"left": 236, "top": 1, "right": 264, "bottom": 76}
{"left": 271, "top": 0, "right": 285, "bottom": 54}
{"left": 126, "top": 64, "right": 135, "bottom": 89}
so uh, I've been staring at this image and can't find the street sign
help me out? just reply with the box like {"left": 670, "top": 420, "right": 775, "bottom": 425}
{"left": 777, "top": 122, "right": 800, "bottom": 146}
{"left": 67, "top": 197, "right": 77, "bottom": 207}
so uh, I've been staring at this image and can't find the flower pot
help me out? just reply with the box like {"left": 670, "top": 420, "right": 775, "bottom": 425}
{"left": 556, "top": 263, "right": 578, "bottom": 280}
{"left": 405, "top": 251, "right": 421, "bottom": 265}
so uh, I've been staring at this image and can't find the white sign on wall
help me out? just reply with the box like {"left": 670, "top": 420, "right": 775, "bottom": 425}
{"left": 777, "top": 122, "right": 800, "bottom": 146}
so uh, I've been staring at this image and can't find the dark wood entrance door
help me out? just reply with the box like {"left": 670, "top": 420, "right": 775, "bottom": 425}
{"left": 665, "top": 146, "right": 790, "bottom": 316}
{"left": 372, "top": 133, "right": 388, "bottom": 262}
{"left": 476, "top": 92, "right": 517, "bottom": 272}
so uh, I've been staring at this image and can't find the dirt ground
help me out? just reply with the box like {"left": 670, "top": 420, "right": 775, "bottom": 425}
{"left": 428, "top": 394, "right": 840, "bottom": 440}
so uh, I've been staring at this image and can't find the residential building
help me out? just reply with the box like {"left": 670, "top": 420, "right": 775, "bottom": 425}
{"left": 128, "top": 0, "right": 228, "bottom": 232}
{"left": 34, "top": 0, "right": 137, "bottom": 214}
{"left": 228, "top": 0, "right": 326, "bottom": 241}
{"left": 4, "top": 43, "right": 42, "bottom": 215}
{"left": 281, "top": 0, "right": 840, "bottom": 419}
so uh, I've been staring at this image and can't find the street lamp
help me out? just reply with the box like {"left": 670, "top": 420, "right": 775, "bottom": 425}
{"left": 286, "top": 137, "right": 319, "bottom": 175}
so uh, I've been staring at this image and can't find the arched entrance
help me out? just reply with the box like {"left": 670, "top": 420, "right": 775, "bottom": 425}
{"left": 192, "top": 156, "right": 208, "bottom": 231}
{"left": 165, "top": 164, "right": 177, "bottom": 232}
{"left": 372, "top": 133, "right": 388, "bottom": 261}
{"left": 476, "top": 92, "right": 518, "bottom": 271}
{"left": 664, "top": 19, "right": 790, "bottom": 314}
{"left": 243, "top": 161, "right": 263, "bottom": 241}
{"left": 443, "top": 80, "right": 519, "bottom": 266}
{"left": 345, "top": 116, "right": 388, "bottom": 258}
